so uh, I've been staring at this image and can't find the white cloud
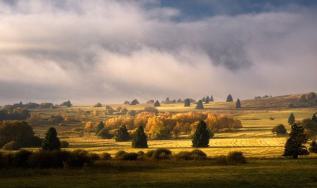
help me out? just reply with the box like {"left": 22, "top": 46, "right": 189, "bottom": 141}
{"left": 0, "top": 0, "right": 316, "bottom": 104}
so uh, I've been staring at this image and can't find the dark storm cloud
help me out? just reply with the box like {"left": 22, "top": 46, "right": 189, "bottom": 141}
{"left": 0, "top": 0, "right": 316, "bottom": 104}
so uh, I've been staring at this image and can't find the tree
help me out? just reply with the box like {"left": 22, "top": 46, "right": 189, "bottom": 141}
{"left": 154, "top": 100, "right": 160, "bottom": 107}
{"left": 205, "top": 96, "right": 210, "bottom": 104}
{"left": 95, "top": 121, "right": 105, "bottom": 135}
{"left": 210, "top": 95, "right": 214, "bottom": 102}
{"left": 288, "top": 113, "right": 295, "bottom": 125}
{"left": 236, "top": 99, "right": 241, "bottom": 109}
{"left": 226, "top": 94, "right": 233, "bottom": 102}
{"left": 0, "top": 121, "right": 41, "bottom": 148}
{"left": 42, "top": 127, "right": 61, "bottom": 151}
{"left": 130, "top": 99, "right": 139, "bottom": 105}
{"left": 192, "top": 120, "right": 211, "bottom": 147}
{"left": 115, "top": 125, "right": 131, "bottom": 142}
{"left": 184, "top": 98, "right": 191, "bottom": 107}
{"left": 272, "top": 124, "right": 287, "bottom": 135}
{"left": 283, "top": 123, "right": 308, "bottom": 159}
{"left": 132, "top": 126, "right": 148, "bottom": 148}
{"left": 61, "top": 100, "right": 72, "bottom": 107}
{"left": 195, "top": 100, "right": 204, "bottom": 109}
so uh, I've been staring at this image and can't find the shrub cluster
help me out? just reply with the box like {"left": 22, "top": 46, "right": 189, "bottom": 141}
{"left": 175, "top": 150, "right": 207, "bottom": 160}
{"left": 0, "top": 150, "right": 98, "bottom": 169}
{"left": 215, "top": 151, "right": 247, "bottom": 165}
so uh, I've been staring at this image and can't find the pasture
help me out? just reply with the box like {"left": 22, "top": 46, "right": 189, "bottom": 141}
{"left": 28, "top": 103, "right": 317, "bottom": 158}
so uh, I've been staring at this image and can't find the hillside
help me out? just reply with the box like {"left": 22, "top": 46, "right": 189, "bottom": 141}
{"left": 242, "top": 92, "right": 317, "bottom": 108}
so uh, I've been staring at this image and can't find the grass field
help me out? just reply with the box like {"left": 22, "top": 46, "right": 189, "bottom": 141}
{"left": 1, "top": 159, "right": 317, "bottom": 188}
{"left": 25, "top": 105, "right": 317, "bottom": 158}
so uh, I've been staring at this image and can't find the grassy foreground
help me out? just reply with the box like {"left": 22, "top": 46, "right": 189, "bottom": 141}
{"left": 1, "top": 159, "right": 317, "bottom": 188}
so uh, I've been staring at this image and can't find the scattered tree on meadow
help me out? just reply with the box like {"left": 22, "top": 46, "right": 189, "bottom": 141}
{"left": 236, "top": 98, "right": 241, "bottom": 109}
{"left": 301, "top": 118, "right": 317, "bottom": 137}
{"left": 60, "top": 100, "right": 72, "bottom": 107}
{"left": 205, "top": 96, "right": 210, "bottom": 104}
{"left": 283, "top": 123, "right": 308, "bottom": 159}
{"left": 130, "top": 99, "right": 140, "bottom": 105}
{"left": 210, "top": 95, "right": 214, "bottom": 102}
{"left": 114, "top": 125, "right": 131, "bottom": 142}
{"left": 154, "top": 100, "right": 160, "bottom": 107}
{"left": 226, "top": 94, "right": 233, "bottom": 102}
{"left": 132, "top": 126, "right": 148, "bottom": 148}
{"left": 0, "top": 121, "right": 41, "bottom": 148}
{"left": 195, "top": 100, "right": 204, "bottom": 109}
{"left": 42, "top": 127, "right": 61, "bottom": 151}
{"left": 95, "top": 121, "right": 105, "bottom": 135}
{"left": 94, "top": 103, "right": 103, "bottom": 107}
{"left": 184, "top": 98, "right": 191, "bottom": 107}
{"left": 192, "top": 120, "right": 211, "bottom": 148}
{"left": 272, "top": 124, "right": 287, "bottom": 135}
{"left": 288, "top": 113, "right": 295, "bottom": 125}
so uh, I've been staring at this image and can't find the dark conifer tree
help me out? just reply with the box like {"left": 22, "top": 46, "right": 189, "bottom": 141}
{"left": 210, "top": 95, "right": 214, "bottom": 102}
{"left": 95, "top": 121, "right": 105, "bottom": 135}
{"left": 283, "top": 123, "right": 308, "bottom": 159}
{"left": 226, "top": 94, "right": 233, "bottom": 102}
{"left": 309, "top": 139, "right": 317, "bottom": 153}
{"left": 42, "top": 127, "right": 61, "bottom": 151}
{"left": 192, "top": 120, "right": 211, "bottom": 147}
{"left": 154, "top": 100, "right": 160, "bottom": 107}
{"left": 115, "top": 125, "right": 131, "bottom": 142}
{"left": 184, "top": 98, "right": 191, "bottom": 107}
{"left": 236, "top": 98, "right": 241, "bottom": 109}
{"left": 288, "top": 113, "right": 295, "bottom": 125}
{"left": 205, "top": 96, "right": 210, "bottom": 104}
{"left": 132, "top": 126, "right": 148, "bottom": 148}
{"left": 195, "top": 100, "right": 204, "bottom": 109}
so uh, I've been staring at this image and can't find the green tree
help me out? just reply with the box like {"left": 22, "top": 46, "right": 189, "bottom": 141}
{"left": 95, "top": 121, "right": 105, "bottom": 135}
{"left": 42, "top": 127, "right": 61, "bottom": 151}
{"left": 205, "top": 96, "right": 210, "bottom": 104}
{"left": 195, "top": 100, "right": 204, "bottom": 109}
{"left": 283, "top": 123, "right": 308, "bottom": 159}
{"left": 236, "top": 98, "right": 241, "bottom": 109}
{"left": 192, "top": 120, "right": 211, "bottom": 148}
{"left": 61, "top": 100, "right": 72, "bottom": 107}
{"left": 115, "top": 125, "right": 131, "bottom": 142}
{"left": 226, "top": 94, "right": 233, "bottom": 102}
{"left": 132, "top": 126, "right": 148, "bottom": 148}
{"left": 154, "top": 100, "right": 160, "bottom": 107}
{"left": 184, "top": 98, "right": 191, "bottom": 107}
{"left": 288, "top": 113, "right": 295, "bottom": 125}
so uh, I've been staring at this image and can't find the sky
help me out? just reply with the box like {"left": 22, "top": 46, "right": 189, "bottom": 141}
{"left": 0, "top": 0, "right": 316, "bottom": 104}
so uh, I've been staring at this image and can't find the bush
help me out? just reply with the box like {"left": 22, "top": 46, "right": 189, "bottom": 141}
{"left": 175, "top": 150, "right": 207, "bottom": 160}
{"left": 11, "top": 150, "right": 32, "bottom": 168}
{"left": 145, "top": 149, "right": 172, "bottom": 160}
{"left": 115, "top": 151, "right": 138, "bottom": 160}
{"left": 309, "top": 140, "right": 317, "bottom": 153}
{"left": 65, "top": 150, "right": 95, "bottom": 168}
{"left": 226, "top": 151, "right": 247, "bottom": 164}
{"left": 100, "top": 153, "right": 112, "bottom": 160}
{"left": 28, "top": 151, "right": 68, "bottom": 168}
{"left": 272, "top": 124, "right": 287, "bottom": 135}
{"left": 152, "top": 148, "right": 172, "bottom": 160}
{"left": 2, "top": 141, "right": 20, "bottom": 150}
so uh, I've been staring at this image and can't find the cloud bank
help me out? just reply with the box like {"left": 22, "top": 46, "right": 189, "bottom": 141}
{"left": 0, "top": 0, "right": 316, "bottom": 104}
